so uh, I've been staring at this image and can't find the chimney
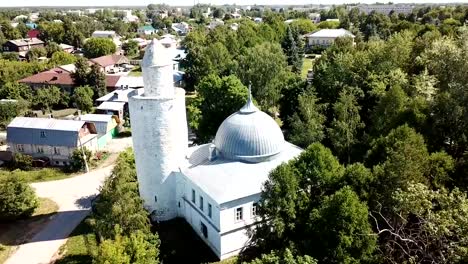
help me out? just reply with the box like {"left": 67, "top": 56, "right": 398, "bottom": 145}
{"left": 208, "top": 144, "right": 217, "bottom": 161}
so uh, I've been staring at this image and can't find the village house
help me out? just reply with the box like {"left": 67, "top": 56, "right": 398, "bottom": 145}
{"left": 89, "top": 54, "right": 130, "bottom": 74}
{"left": 137, "top": 25, "right": 156, "bottom": 36}
{"left": 7, "top": 117, "right": 98, "bottom": 166}
{"left": 59, "top": 43, "right": 74, "bottom": 53}
{"left": 91, "top": 30, "right": 122, "bottom": 48}
{"left": 2, "top": 38, "right": 44, "bottom": 56}
{"left": 79, "top": 114, "right": 119, "bottom": 149}
{"left": 306, "top": 29, "right": 355, "bottom": 48}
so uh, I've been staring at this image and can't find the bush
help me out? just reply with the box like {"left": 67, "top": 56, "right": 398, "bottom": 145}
{"left": 69, "top": 147, "right": 92, "bottom": 172}
{"left": 0, "top": 173, "right": 38, "bottom": 221}
{"left": 11, "top": 153, "right": 33, "bottom": 171}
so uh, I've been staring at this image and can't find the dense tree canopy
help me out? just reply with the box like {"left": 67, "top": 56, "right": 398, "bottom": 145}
{"left": 83, "top": 38, "right": 116, "bottom": 58}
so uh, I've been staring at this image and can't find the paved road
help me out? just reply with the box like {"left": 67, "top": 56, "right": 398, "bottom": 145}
{"left": 4, "top": 137, "right": 133, "bottom": 264}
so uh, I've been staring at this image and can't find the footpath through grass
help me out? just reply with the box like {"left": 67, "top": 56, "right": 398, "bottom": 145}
{"left": 0, "top": 198, "right": 58, "bottom": 263}
{"left": 301, "top": 58, "right": 314, "bottom": 79}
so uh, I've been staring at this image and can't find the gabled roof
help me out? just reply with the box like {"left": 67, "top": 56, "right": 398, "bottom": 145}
{"left": 7, "top": 38, "right": 44, "bottom": 47}
{"left": 97, "top": 101, "right": 126, "bottom": 111}
{"left": 90, "top": 54, "right": 129, "bottom": 68}
{"left": 7, "top": 117, "right": 97, "bottom": 147}
{"left": 19, "top": 68, "right": 74, "bottom": 86}
{"left": 307, "top": 29, "right": 355, "bottom": 38}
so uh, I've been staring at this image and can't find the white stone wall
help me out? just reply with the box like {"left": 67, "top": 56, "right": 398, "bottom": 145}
{"left": 142, "top": 63, "right": 174, "bottom": 98}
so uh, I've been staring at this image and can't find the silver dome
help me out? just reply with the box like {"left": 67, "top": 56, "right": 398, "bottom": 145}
{"left": 214, "top": 96, "right": 285, "bottom": 163}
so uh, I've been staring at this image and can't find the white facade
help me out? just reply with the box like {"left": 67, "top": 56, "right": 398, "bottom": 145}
{"left": 353, "top": 4, "right": 414, "bottom": 15}
{"left": 129, "top": 39, "right": 301, "bottom": 260}
{"left": 306, "top": 29, "right": 355, "bottom": 48}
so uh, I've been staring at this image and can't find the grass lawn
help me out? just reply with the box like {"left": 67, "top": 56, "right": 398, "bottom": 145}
{"left": 301, "top": 58, "right": 314, "bottom": 79}
{"left": 55, "top": 218, "right": 238, "bottom": 264}
{"left": 33, "top": 108, "right": 78, "bottom": 118}
{"left": 128, "top": 65, "right": 142, "bottom": 76}
{"left": 0, "top": 168, "right": 72, "bottom": 183}
{"left": 54, "top": 219, "right": 97, "bottom": 264}
{"left": 0, "top": 198, "right": 58, "bottom": 263}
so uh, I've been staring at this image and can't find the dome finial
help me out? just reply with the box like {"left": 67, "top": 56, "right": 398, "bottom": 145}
{"left": 239, "top": 82, "right": 259, "bottom": 114}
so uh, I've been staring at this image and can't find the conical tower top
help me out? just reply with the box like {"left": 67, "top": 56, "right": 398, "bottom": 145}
{"left": 142, "top": 38, "right": 173, "bottom": 68}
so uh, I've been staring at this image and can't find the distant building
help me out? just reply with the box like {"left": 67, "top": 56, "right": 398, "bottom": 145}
{"left": 2, "top": 38, "right": 44, "bottom": 55}
{"left": 27, "top": 29, "right": 41, "bottom": 39}
{"left": 353, "top": 4, "right": 414, "bottom": 15}
{"left": 89, "top": 54, "right": 130, "bottom": 74}
{"left": 7, "top": 117, "right": 98, "bottom": 166}
{"left": 309, "top": 13, "right": 321, "bottom": 23}
{"left": 137, "top": 25, "right": 156, "bottom": 36}
{"left": 91, "top": 30, "right": 122, "bottom": 47}
{"left": 25, "top": 22, "right": 38, "bottom": 29}
{"left": 172, "top": 22, "right": 190, "bottom": 35}
{"left": 79, "top": 114, "right": 119, "bottom": 149}
{"left": 59, "top": 43, "right": 74, "bottom": 53}
{"left": 306, "top": 29, "right": 355, "bottom": 48}
{"left": 159, "top": 34, "right": 178, "bottom": 49}
{"left": 208, "top": 19, "right": 224, "bottom": 30}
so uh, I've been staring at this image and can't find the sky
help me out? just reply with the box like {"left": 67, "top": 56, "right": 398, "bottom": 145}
{"left": 2, "top": 0, "right": 468, "bottom": 7}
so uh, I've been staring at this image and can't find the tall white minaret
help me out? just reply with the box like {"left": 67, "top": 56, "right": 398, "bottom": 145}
{"left": 128, "top": 39, "right": 188, "bottom": 221}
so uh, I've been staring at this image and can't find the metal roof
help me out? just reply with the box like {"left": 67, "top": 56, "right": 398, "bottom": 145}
{"left": 6, "top": 117, "right": 92, "bottom": 147}
{"left": 97, "top": 101, "right": 126, "bottom": 111}
{"left": 183, "top": 142, "right": 302, "bottom": 205}
{"left": 80, "top": 114, "right": 113, "bottom": 123}
{"left": 214, "top": 98, "right": 285, "bottom": 163}
{"left": 307, "top": 29, "right": 355, "bottom": 38}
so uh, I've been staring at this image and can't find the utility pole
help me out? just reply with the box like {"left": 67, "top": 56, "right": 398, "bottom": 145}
{"left": 78, "top": 136, "right": 90, "bottom": 173}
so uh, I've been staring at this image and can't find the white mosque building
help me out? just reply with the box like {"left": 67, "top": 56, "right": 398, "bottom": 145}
{"left": 129, "top": 39, "right": 302, "bottom": 260}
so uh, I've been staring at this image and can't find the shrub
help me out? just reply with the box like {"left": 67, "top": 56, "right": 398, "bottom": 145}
{"left": 0, "top": 173, "right": 38, "bottom": 221}
{"left": 69, "top": 147, "right": 92, "bottom": 172}
{"left": 12, "top": 153, "right": 33, "bottom": 171}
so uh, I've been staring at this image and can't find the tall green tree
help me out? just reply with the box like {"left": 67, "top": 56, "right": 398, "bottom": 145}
{"left": 72, "top": 56, "right": 91, "bottom": 86}
{"left": 288, "top": 91, "right": 327, "bottom": 148}
{"left": 88, "top": 64, "right": 107, "bottom": 99}
{"left": 328, "top": 87, "right": 364, "bottom": 164}
{"left": 282, "top": 26, "right": 303, "bottom": 75}
{"left": 83, "top": 38, "right": 116, "bottom": 58}
{"left": 0, "top": 173, "right": 38, "bottom": 221}
{"left": 73, "top": 86, "right": 94, "bottom": 113}
{"left": 191, "top": 74, "right": 248, "bottom": 143}
{"left": 33, "top": 86, "right": 63, "bottom": 113}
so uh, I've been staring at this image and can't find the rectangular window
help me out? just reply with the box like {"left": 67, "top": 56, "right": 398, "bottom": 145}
{"left": 252, "top": 203, "right": 258, "bottom": 217}
{"left": 191, "top": 189, "right": 196, "bottom": 203}
{"left": 199, "top": 196, "right": 204, "bottom": 211}
{"left": 37, "top": 146, "right": 44, "bottom": 153}
{"left": 235, "top": 207, "right": 243, "bottom": 221}
{"left": 54, "top": 147, "right": 60, "bottom": 155}
{"left": 208, "top": 203, "right": 212, "bottom": 218}
{"left": 40, "top": 131, "right": 46, "bottom": 138}
{"left": 200, "top": 221, "right": 208, "bottom": 238}
{"left": 17, "top": 144, "right": 24, "bottom": 152}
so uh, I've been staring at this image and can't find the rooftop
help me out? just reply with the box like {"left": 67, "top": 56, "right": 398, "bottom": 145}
{"left": 8, "top": 117, "right": 86, "bottom": 131}
{"left": 80, "top": 114, "right": 114, "bottom": 123}
{"left": 307, "top": 29, "right": 355, "bottom": 38}
{"left": 7, "top": 38, "right": 44, "bottom": 47}
{"left": 97, "top": 101, "right": 126, "bottom": 111}
{"left": 183, "top": 142, "right": 302, "bottom": 205}
{"left": 90, "top": 54, "right": 129, "bottom": 68}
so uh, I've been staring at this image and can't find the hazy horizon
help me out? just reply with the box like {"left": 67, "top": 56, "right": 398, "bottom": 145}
{"left": 2, "top": 0, "right": 468, "bottom": 7}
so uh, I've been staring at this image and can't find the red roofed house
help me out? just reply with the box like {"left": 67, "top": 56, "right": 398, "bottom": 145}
{"left": 27, "top": 29, "right": 41, "bottom": 39}
{"left": 89, "top": 54, "right": 129, "bottom": 74}
{"left": 19, "top": 65, "right": 124, "bottom": 94}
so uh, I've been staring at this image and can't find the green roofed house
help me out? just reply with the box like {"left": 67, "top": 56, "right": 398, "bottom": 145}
{"left": 137, "top": 25, "right": 156, "bottom": 36}
{"left": 79, "top": 114, "right": 119, "bottom": 149}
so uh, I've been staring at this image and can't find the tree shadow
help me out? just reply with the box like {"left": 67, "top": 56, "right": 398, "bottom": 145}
{"left": 53, "top": 254, "right": 93, "bottom": 264}
{"left": 75, "top": 194, "right": 98, "bottom": 209}
{"left": 155, "top": 218, "right": 220, "bottom": 264}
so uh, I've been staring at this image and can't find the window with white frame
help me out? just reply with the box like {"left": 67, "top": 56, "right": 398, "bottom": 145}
{"left": 199, "top": 196, "right": 204, "bottom": 211}
{"left": 191, "top": 189, "right": 196, "bottom": 203}
{"left": 235, "top": 207, "right": 243, "bottom": 221}
{"left": 252, "top": 203, "right": 258, "bottom": 217}
{"left": 17, "top": 144, "right": 24, "bottom": 152}
{"left": 208, "top": 203, "right": 212, "bottom": 218}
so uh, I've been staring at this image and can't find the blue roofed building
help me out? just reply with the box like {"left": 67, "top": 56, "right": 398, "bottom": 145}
{"left": 7, "top": 117, "right": 98, "bottom": 166}
{"left": 79, "top": 114, "right": 119, "bottom": 149}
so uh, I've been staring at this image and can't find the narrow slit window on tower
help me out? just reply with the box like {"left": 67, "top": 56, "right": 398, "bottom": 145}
{"left": 208, "top": 203, "right": 212, "bottom": 218}
{"left": 191, "top": 189, "right": 196, "bottom": 203}
{"left": 199, "top": 196, "right": 204, "bottom": 211}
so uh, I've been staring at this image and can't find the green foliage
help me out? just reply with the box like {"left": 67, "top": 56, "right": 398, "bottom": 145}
{"left": 69, "top": 147, "right": 92, "bottom": 172}
{"left": 73, "top": 86, "right": 94, "bottom": 113}
{"left": 33, "top": 86, "right": 63, "bottom": 113}
{"left": 237, "top": 42, "right": 289, "bottom": 109}
{"left": 308, "top": 187, "right": 377, "bottom": 264}
{"left": 282, "top": 26, "right": 303, "bottom": 75}
{"left": 192, "top": 74, "right": 248, "bottom": 143}
{"left": 376, "top": 183, "right": 468, "bottom": 263}
{"left": 122, "top": 40, "right": 139, "bottom": 57}
{"left": 89, "top": 149, "right": 151, "bottom": 240}
{"left": 49, "top": 51, "right": 77, "bottom": 67}
{"left": 88, "top": 64, "right": 107, "bottom": 99}
{"left": 247, "top": 248, "right": 317, "bottom": 264}
{"left": 11, "top": 153, "right": 33, "bottom": 171}
{"left": 0, "top": 59, "right": 47, "bottom": 85}
{"left": 94, "top": 226, "right": 160, "bottom": 264}
{"left": 0, "top": 173, "right": 38, "bottom": 221}
{"left": 83, "top": 38, "right": 117, "bottom": 58}
{"left": 72, "top": 56, "right": 91, "bottom": 86}
{"left": 45, "top": 42, "right": 62, "bottom": 57}
{"left": 0, "top": 82, "right": 32, "bottom": 101}
{"left": 26, "top": 47, "right": 47, "bottom": 61}
{"left": 0, "top": 100, "right": 29, "bottom": 128}
{"left": 288, "top": 91, "right": 326, "bottom": 148}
